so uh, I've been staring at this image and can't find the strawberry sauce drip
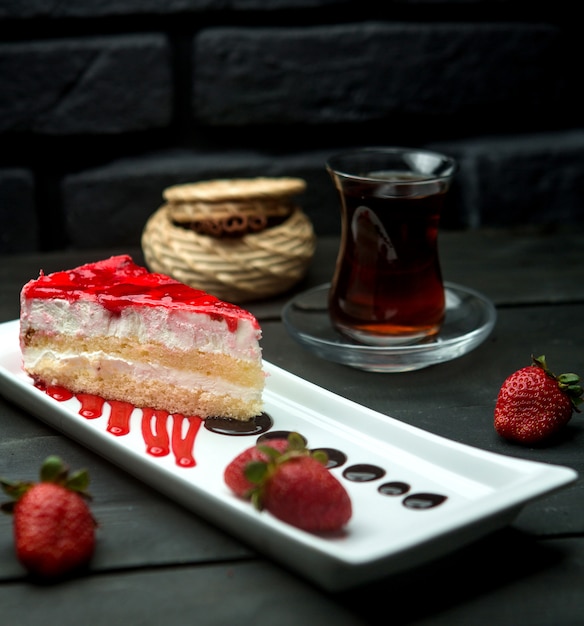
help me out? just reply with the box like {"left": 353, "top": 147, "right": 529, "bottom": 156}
{"left": 35, "top": 382, "right": 205, "bottom": 467}
{"left": 77, "top": 393, "right": 105, "bottom": 419}
{"left": 141, "top": 409, "right": 171, "bottom": 457}
{"left": 171, "top": 414, "right": 203, "bottom": 467}
{"left": 107, "top": 400, "right": 133, "bottom": 436}
{"left": 43, "top": 385, "right": 74, "bottom": 402}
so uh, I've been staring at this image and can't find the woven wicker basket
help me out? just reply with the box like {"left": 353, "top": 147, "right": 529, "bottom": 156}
{"left": 141, "top": 204, "right": 316, "bottom": 303}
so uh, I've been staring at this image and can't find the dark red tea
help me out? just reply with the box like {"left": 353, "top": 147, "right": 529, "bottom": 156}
{"left": 329, "top": 174, "right": 448, "bottom": 345}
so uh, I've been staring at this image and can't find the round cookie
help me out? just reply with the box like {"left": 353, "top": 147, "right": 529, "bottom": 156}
{"left": 163, "top": 177, "right": 306, "bottom": 204}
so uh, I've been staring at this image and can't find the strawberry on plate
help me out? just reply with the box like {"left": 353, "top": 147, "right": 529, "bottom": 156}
{"left": 494, "top": 355, "right": 583, "bottom": 444}
{"left": 1, "top": 456, "right": 97, "bottom": 579}
{"left": 224, "top": 432, "right": 352, "bottom": 533}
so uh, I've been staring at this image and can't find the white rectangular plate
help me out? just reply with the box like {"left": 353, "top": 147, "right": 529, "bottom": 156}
{"left": 0, "top": 319, "right": 577, "bottom": 590}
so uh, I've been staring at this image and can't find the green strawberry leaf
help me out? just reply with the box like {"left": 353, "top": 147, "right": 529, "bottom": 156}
{"left": 250, "top": 488, "right": 265, "bottom": 512}
{"left": 558, "top": 373, "right": 580, "bottom": 385}
{"left": 256, "top": 444, "right": 284, "bottom": 461}
{"left": 0, "top": 478, "right": 34, "bottom": 504}
{"left": 533, "top": 355, "right": 548, "bottom": 370}
{"left": 67, "top": 469, "right": 92, "bottom": 497}
{"left": 311, "top": 449, "right": 329, "bottom": 465}
{"left": 287, "top": 432, "right": 307, "bottom": 451}
{"left": 40, "top": 455, "right": 68, "bottom": 484}
{"left": 244, "top": 461, "right": 269, "bottom": 485}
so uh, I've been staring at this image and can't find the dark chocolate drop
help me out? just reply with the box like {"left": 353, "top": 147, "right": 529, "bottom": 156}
{"left": 204, "top": 412, "right": 273, "bottom": 436}
{"left": 402, "top": 492, "right": 447, "bottom": 509}
{"left": 378, "top": 481, "right": 410, "bottom": 496}
{"left": 342, "top": 463, "right": 385, "bottom": 482}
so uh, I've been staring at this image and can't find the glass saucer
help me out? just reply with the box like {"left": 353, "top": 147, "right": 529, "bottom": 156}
{"left": 282, "top": 282, "right": 497, "bottom": 372}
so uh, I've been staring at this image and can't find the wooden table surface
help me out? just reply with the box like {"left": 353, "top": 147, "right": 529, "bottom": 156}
{"left": 1, "top": 228, "right": 583, "bottom": 625}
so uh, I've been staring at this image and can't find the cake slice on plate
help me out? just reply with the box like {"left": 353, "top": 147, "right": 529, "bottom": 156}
{"left": 19, "top": 255, "right": 265, "bottom": 420}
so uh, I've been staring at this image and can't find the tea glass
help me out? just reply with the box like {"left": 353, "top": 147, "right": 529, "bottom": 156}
{"left": 326, "top": 147, "right": 457, "bottom": 346}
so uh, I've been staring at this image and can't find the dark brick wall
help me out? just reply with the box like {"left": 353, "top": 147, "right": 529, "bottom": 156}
{"left": 1, "top": 2, "right": 582, "bottom": 253}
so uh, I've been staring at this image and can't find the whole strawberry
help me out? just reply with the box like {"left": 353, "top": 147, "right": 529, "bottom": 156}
{"left": 494, "top": 355, "right": 583, "bottom": 444}
{"left": 1, "top": 456, "right": 97, "bottom": 578}
{"left": 225, "top": 432, "right": 352, "bottom": 532}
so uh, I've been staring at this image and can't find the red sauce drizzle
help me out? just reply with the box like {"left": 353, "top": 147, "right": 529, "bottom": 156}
{"left": 107, "top": 400, "right": 134, "bottom": 436}
{"left": 77, "top": 393, "right": 105, "bottom": 419}
{"left": 141, "top": 408, "right": 171, "bottom": 457}
{"left": 171, "top": 414, "right": 203, "bottom": 468}
{"left": 35, "top": 383, "right": 204, "bottom": 468}
{"left": 44, "top": 385, "right": 73, "bottom": 402}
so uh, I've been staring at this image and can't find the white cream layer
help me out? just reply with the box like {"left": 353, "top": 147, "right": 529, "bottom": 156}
{"left": 22, "top": 347, "right": 261, "bottom": 402}
{"left": 21, "top": 299, "right": 262, "bottom": 362}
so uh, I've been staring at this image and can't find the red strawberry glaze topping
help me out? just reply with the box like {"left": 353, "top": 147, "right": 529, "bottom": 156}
{"left": 21, "top": 255, "right": 259, "bottom": 331}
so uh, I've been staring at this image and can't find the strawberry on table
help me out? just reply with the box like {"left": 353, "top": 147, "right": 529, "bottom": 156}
{"left": 494, "top": 355, "right": 583, "bottom": 444}
{"left": 224, "top": 432, "right": 352, "bottom": 533}
{"left": 1, "top": 456, "right": 97, "bottom": 579}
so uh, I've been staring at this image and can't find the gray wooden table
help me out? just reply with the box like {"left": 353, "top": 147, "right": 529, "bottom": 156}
{"left": 1, "top": 228, "right": 583, "bottom": 625}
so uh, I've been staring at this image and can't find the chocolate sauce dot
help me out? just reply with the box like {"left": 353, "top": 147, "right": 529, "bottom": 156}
{"left": 378, "top": 481, "right": 410, "bottom": 496}
{"left": 311, "top": 448, "right": 347, "bottom": 469}
{"left": 402, "top": 493, "right": 447, "bottom": 510}
{"left": 204, "top": 412, "right": 273, "bottom": 436}
{"left": 257, "top": 430, "right": 307, "bottom": 445}
{"left": 342, "top": 464, "right": 385, "bottom": 482}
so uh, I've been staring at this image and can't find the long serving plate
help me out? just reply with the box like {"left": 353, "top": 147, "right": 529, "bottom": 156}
{"left": 0, "top": 319, "right": 577, "bottom": 590}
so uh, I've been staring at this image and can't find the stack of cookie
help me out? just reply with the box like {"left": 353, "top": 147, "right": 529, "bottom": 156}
{"left": 141, "top": 177, "right": 316, "bottom": 303}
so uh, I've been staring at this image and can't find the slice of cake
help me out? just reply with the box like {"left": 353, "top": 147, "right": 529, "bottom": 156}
{"left": 19, "top": 255, "right": 265, "bottom": 420}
